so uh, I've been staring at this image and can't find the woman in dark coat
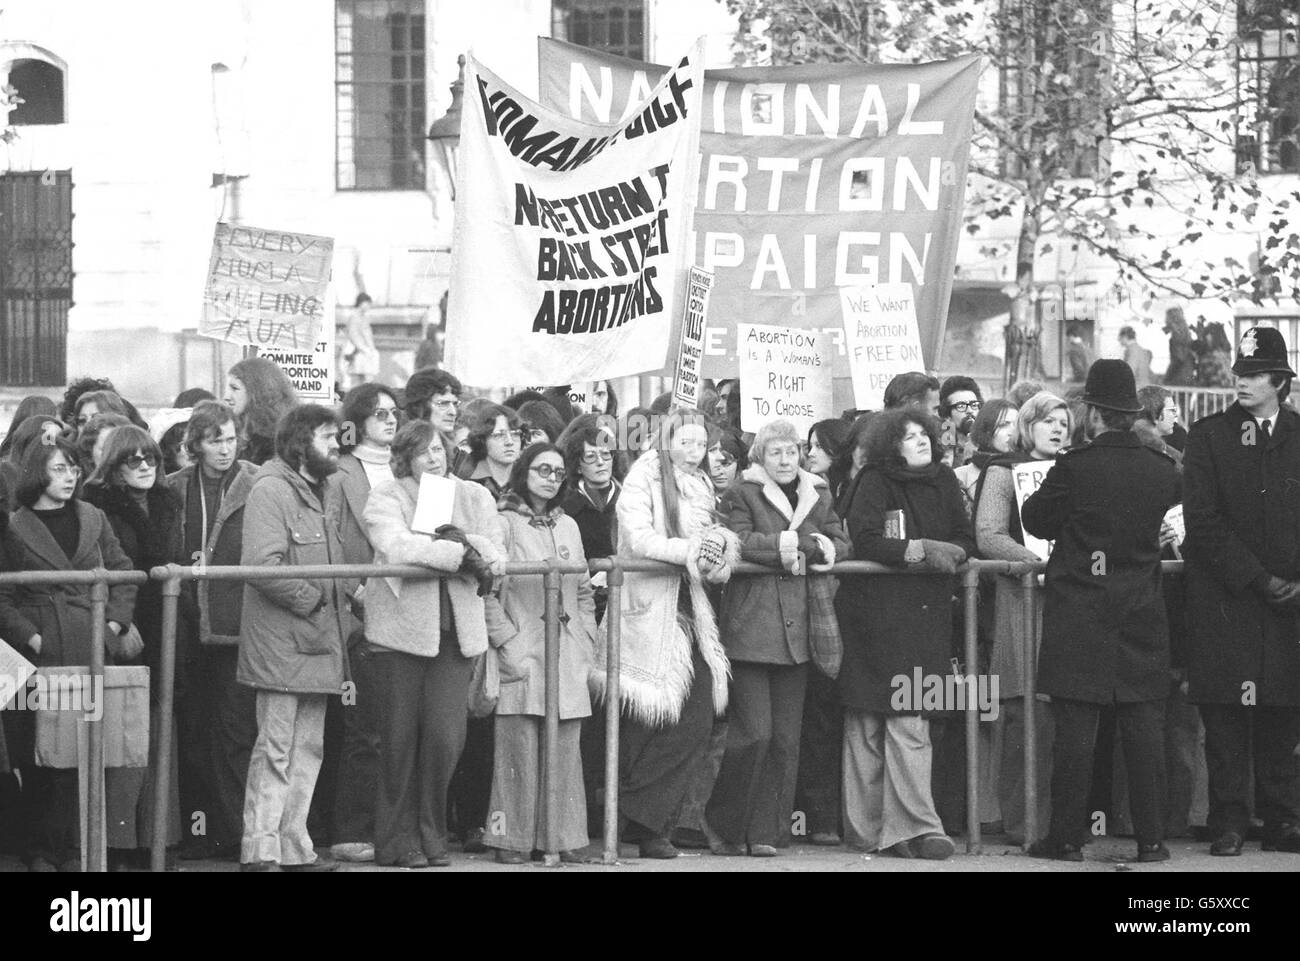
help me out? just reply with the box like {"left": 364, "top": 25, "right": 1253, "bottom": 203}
{"left": 707, "top": 419, "right": 849, "bottom": 856}
{"left": 835, "top": 409, "right": 975, "bottom": 860}
{"left": 82, "top": 425, "right": 185, "bottom": 863}
{"left": 0, "top": 435, "right": 138, "bottom": 872}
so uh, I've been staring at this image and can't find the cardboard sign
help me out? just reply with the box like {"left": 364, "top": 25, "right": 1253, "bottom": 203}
{"left": 839, "top": 283, "right": 926, "bottom": 410}
{"left": 444, "top": 44, "right": 705, "bottom": 386}
{"left": 538, "top": 39, "right": 981, "bottom": 377}
{"left": 258, "top": 313, "right": 335, "bottom": 403}
{"left": 1011, "top": 462, "right": 1053, "bottom": 562}
{"left": 737, "top": 322, "right": 834, "bottom": 436}
{"left": 201, "top": 223, "right": 334, "bottom": 351}
{"left": 672, "top": 267, "right": 713, "bottom": 408}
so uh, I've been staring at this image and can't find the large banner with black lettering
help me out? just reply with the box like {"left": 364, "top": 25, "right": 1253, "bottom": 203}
{"left": 538, "top": 39, "right": 980, "bottom": 378}
{"left": 444, "top": 44, "right": 705, "bottom": 386}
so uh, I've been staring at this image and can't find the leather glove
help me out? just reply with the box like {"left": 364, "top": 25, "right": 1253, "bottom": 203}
{"left": 918, "top": 539, "right": 966, "bottom": 575}
{"left": 797, "top": 533, "right": 826, "bottom": 566}
{"left": 105, "top": 624, "right": 144, "bottom": 661}
{"left": 435, "top": 524, "right": 469, "bottom": 546}
{"left": 460, "top": 543, "right": 498, "bottom": 597}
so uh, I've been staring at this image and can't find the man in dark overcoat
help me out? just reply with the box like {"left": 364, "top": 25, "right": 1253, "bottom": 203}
{"left": 1182, "top": 325, "right": 1300, "bottom": 856}
{"left": 1021, "top": 360, "right": 1181, "bottom": 862}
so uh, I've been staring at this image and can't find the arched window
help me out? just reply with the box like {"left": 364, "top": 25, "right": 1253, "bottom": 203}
{"left": 7, "top": 58, "right": 65, "bottom": 125}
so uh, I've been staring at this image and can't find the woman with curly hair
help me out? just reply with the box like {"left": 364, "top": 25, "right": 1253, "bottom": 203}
{"left": 224, "top": 357, "right": 298, "bottom": 466}
{"left": 836, "top": 408, "right": 974, "bottom": 860}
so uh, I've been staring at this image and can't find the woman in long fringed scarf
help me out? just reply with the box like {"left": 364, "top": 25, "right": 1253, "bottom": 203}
{"left": 592, "top": 409, "right": 739, "bottom": 859}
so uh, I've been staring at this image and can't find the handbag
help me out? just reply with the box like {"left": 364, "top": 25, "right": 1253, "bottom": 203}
{"left": 806, "top": 574, "right": 843, "bottom": 679}
{"left": 467, "top": 650, "right": 499, "bottom": 718}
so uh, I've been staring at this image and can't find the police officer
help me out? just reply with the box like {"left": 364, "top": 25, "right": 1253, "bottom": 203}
{"left": 1183, "top": 325, "right": 1300, "bottom": 856}
{"left": 1021, "top": 360, "right": 1182, "bottom": 862}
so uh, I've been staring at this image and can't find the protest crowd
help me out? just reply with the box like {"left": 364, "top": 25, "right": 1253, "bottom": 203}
{"left": 0, "top": 322, "right": 1297, "bottom": 874}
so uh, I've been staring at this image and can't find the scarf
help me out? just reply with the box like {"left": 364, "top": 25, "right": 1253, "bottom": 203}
{"left": 499, "top": 490, "right": 564, "bottom": 529}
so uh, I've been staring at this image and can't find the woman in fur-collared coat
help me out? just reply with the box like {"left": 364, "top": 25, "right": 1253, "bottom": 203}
{"left": 706, "top": 420, "right": 850, "bottom": 857}
{"left": 594, "top": 409, "right": 740, "bottom": 860}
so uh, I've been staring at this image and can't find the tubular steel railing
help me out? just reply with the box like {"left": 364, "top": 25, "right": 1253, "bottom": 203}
{"left": 4, "top": 557, "right": 1190, "bottom": 871}
{"left": 0, "top": 568, "right": 149, "bottom": 873}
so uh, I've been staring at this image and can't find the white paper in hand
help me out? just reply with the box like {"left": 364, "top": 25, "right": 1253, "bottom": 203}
{"left": 412, "top": 473, "right": 457, "bottom": 535}
{"left": 0, "top": 638, "right": 37, "bottom": 709}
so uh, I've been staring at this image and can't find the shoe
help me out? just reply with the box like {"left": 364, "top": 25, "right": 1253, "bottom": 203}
{"left": 239, "top": 860, "right": 282, "bottom": 872}
{"left": 884, "top": 841, "right": 915, "bottom": 859}
{"left": 1209, "top": 831, "right": 1244, "bottom": 857}
{"left": 330, "top": 842, "right": 375, "bottom": 863}
{"left": 1026, "top": 839, "right": 1084, "bottom": 862}
{"left": 462, "top": 828, "right": 487, "bottom": 853}
{"left": 670, "top": 827, "right": 710, "bottom": 849}
{"left": 747, "top": 843, "right": 778, "bottom": 858}
{"left": 494, "top": 849, "right": 527, "bottom": 865}
{"left": 910, "top": 833, "right": 956, "bottom": 861}
{"left": 710, "top": 839, "right": 746, "bottom": 856}
{"left": 27, "top": 856, "right": 58, "bottom": 873}
{"left": 427, "top": 851, "right": 452, "bottom": 867}
{"left": 809, "top": 831, "right": 842, "bottom": 847}
{"left": 283, "top": 857, "right": 339, "bottom": 872}
{"left": 559, "top": 848, "right": 600, "bottom": 864}
{"left": 389, "top": 850, "right": 429, "bottom": 869}
{"left": 638, "top": 837, "right": 679, "bottom": 860}
{"left": 1137, "top": 842, "right": 1170, "bottom": 863}
{"left": 1262, "top": 826, "right": 1300, "bottom": 853}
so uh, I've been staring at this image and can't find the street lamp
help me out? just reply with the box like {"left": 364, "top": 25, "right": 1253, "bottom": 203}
{"left": 427, "top": 54, "right": 465, "bottom": 201}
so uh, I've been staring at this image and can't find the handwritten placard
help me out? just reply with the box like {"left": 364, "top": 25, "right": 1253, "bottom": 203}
{"left": 201, "top": 223, "right": 334, "bottom": 351}
{"left": 672, "top": 267, "right": 714, "bottom": 409}
{"left": 839, "top": 283, "right": 926, "bottom": 410}
{"left": 1011, "top": 461, "right": 1053, "bottom": 562}
{"left": 737, "top": 322, "right": 834, "bottom": 436}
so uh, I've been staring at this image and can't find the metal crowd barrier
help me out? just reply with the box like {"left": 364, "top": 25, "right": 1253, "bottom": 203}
{"left": 0, "top": 568, "right": 149, "bottom": 873}
{"left": 3, "top": 558, "right": 1189, "bottom": 871}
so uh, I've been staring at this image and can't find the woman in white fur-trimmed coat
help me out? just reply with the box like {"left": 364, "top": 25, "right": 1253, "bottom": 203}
{"left": 594, "top": 409, "right": 740, "bottom": 859}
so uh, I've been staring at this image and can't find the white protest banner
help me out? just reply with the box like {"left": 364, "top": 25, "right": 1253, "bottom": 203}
{"left": 839, "top": 283, "right": 925, "bottom": 410}
{"left": 258, "top": 306, "right": 335, "bottom": 403}
{"left": 1011, "top": 462, "right": 1054, "bottom": 562}
{"left": 737, "top": 322, "right": 834, "bottom": 436}
{"left": 537, "top": 40, "right": 981, "bottom": 378}
{"left": 201, "top": 223, "right": 334, "bottom": 351}
{"left": 672, "top": 267, "right": 713, "bottom": 408}
{"left": 444, "top": 42, "right": 705, "bottom": 386}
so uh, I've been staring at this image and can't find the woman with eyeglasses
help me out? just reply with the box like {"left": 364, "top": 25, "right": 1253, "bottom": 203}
{"left": 482, "top": 442, "right": 600, "bottom": 862}
{"left": 224, "top": 357, "right": 299, "bottom": 466}
{"left": 0, "top": 434, "right": 139, "bottom": 872}
{"left": 82, "top": 425, "right": 186, "bottom": 866}
{"left": 458, "top": 403, "right": 524, "bottom": 500}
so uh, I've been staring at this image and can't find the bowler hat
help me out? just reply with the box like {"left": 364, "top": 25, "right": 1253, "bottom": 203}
{"left": 1232, "top": 326, "right": 1297, "bottom": 377}
{"left": 1081, "top": 359, "right": 1142, "bottom": 413}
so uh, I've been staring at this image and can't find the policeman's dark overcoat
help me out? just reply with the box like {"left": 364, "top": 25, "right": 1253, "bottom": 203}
{"left": 1182, "top": 402, "right": 1300, "bottom": 706}
{"left": 1021, "top": 431, "right": 1182, "bottom": 703}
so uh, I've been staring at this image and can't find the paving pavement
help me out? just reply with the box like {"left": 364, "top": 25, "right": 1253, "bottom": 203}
{"left": 4, "top": 834, "right": 1295, "bottom": 873}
